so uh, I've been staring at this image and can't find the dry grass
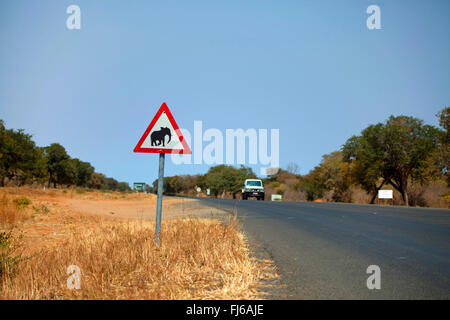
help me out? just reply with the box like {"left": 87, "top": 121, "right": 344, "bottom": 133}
{"left": 349, "top": 187, "right": 373, "bottom": 204}
{"left": 0, "top": 188, "right": 278, "bottom": 300}
{"left": 1, "top": 186, "right": 156, "bottom": 201}
{"left": 0, "top": 194, "right": 31, "bottom": 227}
{"left": 407, "top": 181, "right": 450, "bottom": 208}
{"left": 317, "top": 183, "right": 449, "bottom": 208}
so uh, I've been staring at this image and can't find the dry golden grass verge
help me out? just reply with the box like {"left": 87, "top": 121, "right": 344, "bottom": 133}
{"left": 0, "top": 193, "right": 32, "bottom": 227}
{"left": 0, "top": 216, "right": 277, "bottom": 300}
{"left": 0, "top": 186, "right": 156, "bottom": 201}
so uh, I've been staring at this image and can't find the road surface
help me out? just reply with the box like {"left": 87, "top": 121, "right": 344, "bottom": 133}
{"left": 196, "top": 198, "right": 450, "bottom": 299}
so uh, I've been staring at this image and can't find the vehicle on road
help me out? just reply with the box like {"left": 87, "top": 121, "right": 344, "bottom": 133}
{"left": 242, "top": 179, "right": 265, "bottom": 200}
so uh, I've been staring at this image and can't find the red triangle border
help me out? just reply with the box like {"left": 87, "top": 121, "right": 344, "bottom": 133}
{"left": 133, "top": 102, "right": 192, "bottom": 154}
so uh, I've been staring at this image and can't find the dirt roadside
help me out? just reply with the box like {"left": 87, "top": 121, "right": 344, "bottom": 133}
{"left": 65, "top": 196, "right": 227, "bottom": 220}
{"left": 1, "top": 188, "right": 228, "bottom": 255}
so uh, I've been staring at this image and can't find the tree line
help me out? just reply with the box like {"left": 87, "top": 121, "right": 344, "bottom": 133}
{"left": 0, "top": 120, "right": 131, "bottom": 192}
{"left": 150, "top": 107, "right": 449, "bottom": 207}
{"left": 150, "top": 165, "right": 257, "bottom": 198}
{"left": 290, "top": 108, "right": 449, "bottom": 206}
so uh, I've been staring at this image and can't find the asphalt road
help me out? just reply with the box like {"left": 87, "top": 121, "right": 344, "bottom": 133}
{"left": 196, "top": 198, "right": 450, "bottom": 299}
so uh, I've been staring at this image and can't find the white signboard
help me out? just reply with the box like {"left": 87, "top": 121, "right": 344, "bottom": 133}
{"left": 378, "top": 190, "right": 393, "bottom": 199}
{"left": 271, "top": 194, "right": 282, "bottom": 201}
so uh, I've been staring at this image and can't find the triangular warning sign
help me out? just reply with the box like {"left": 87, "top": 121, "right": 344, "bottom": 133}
{"left": 134, "top": 102, "right": 192, "bottom": 154}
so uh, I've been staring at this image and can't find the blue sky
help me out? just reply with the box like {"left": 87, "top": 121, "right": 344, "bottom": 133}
{"left": 1, "top": 0, "right": 449, "bottom": 185}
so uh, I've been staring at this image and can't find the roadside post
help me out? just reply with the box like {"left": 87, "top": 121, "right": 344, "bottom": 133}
{"left": 155, "top": 153, "right": 165, "bottom": 242}
{"left": 134, "top": 102, "right": 192, "bottom": 244}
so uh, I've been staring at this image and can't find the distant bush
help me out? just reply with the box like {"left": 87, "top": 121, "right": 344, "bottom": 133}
{"left": 32, "top": 205, "right": 50, "bottom": 215}
{"left": 283, "top": 189, "right": 306, "bottom": 202}
{"left": 349, "top": 187, "right": 372, "bottom": 204}
{"left": 408, "top": 181, "right": 450, "bottom": 208}
{"left": 13, "top": 197, "right": 31, "bottom": 208}
{"left": 442, "top": 193, "right": 450, "bottom": 208}
{"left": 269, "top": 181, "right": 280, "bottom": 188}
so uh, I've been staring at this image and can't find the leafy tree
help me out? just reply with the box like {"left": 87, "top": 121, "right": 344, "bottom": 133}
{"left": 117, "top": 181, "right": 131, "bottom": 192}
{"left": 60, "top": 159, "right": 78, "bottom": 186}
{"left": 29, "top": 147, "right": 49, "bottom": 185}
{"left": 145, "top": 184, "right": 153, "bottom": 194}
{"left": 343, "top": 116, "right": 440, "bottom": 205}
{"left": 43, "top": 143, "right": 72, "bottom": 187}
{"left": 202, "top": 165, "right": 256, "bottom": 198}
{"left": 202, "top": 165, "right": 228, "bottom": 197}
{"left": 438, "top": 107, "right": 450, "bottom": 134}
{"left": 297, "top": 152, "right": 351, "bottom": 202}
{"left": 196, "top": 174, "right": 207, "bottom": 192}
{"left": 88, "top": 172, "right": 104, "bottom": 189}
{"left": 0, "top": 120, "right": 130, "bottom": 190}
{"left": 435, "top": 107, "right": 450, "bottom": 185}
{"left": 151, "top": 174, "right": 201, "bottom": 196}
{"left": 72, "top": 158, "right": 94, "bottom": 187}
{"left": 0, "top": 122, "right": 46, "bottom": 186}
{"left": 342, "top": 124, "right": 387, "bottom": 203}
{"left": 168, "top": 176, "right": 185, "bottom": 194}
{"left": 315, "top": 151, "right": 351, "bottom": 202}
{"left": 299, "top": 169, "right": 325, "bottom": 201}
{"left": 180, "top": 175, "right": 200, "bottom": 195}
{"left": 102, "top": 176, "right": 119, "bottom": 191}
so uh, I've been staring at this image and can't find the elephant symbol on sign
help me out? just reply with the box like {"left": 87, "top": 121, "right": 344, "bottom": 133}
{"left": 151, "top": 127, "right": 172, "bottom": 147}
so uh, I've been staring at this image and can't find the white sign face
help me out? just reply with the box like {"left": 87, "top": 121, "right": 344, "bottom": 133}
{"left": 271, "top": 194, "right": 282, "bottom": 201}
{"left": 206, "top": 188, "right": 210, "bottom": 195}
{"left": 196, "top": 187, "right": 201, "bottom": 192}
{"left": 378, "top": 190, "right": 393, "bottom": 199}
{"left": 140, "top": 111, "right": 184, "bottom": 150}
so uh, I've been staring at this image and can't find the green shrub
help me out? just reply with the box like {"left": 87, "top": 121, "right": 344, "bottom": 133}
{"left": 270, "top": 181, "right": 280, "bottom": 188}
{"left": 0, "top": 231, "right": 25, "bottom": 277}
{"left": 13, "top": 197, "right": 31, "bottom": 208}
{"left": 32, "top": 205, "right": 50, "bottom": 215}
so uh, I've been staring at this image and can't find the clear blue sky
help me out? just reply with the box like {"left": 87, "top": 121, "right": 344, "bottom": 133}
{"left": 1, "top": 0, "right": 449, "bottom": 186}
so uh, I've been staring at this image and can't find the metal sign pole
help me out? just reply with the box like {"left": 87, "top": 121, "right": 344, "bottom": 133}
{"left": 155, "top": 153, "right": 165, "bottom": 245}
{"left": 133, "top": 104, "right": 191, "bottom": 243}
